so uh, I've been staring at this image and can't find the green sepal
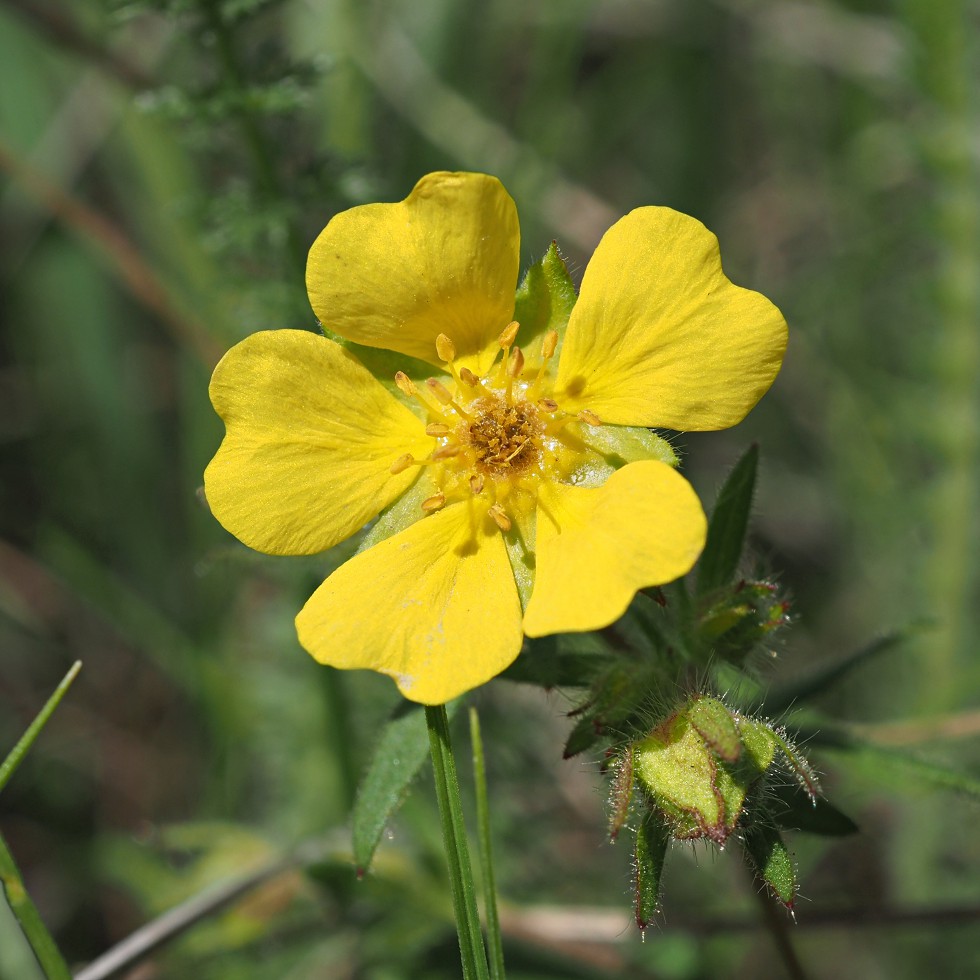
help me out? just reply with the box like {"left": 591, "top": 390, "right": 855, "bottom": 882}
{"left": 689, "top": 697, "right": 741, "bottom": 762}
{"left": 563, "top": 715, "right": 601, "bottom": 760}
{"left": 634, "top": 812, "right": 670, "bottom": 931}
{"left": 352, "top": 699, "right": 460, "bottom": 874}
{"left": 357, "top": 471, "right": 437, "bottom": 553}
{"left": 634, "top": 713, "right": 724, "bottom": 837}
{"left": 697, "top": 443, "right": 759, "bottom": 596}
{"left": 513, "top": 241, "right": 577, "bottom": 362}
{"left": 608, "top": 749, "right": 635, "bottom": 841}
{"left": 741, "top": 820, "right": 797, "bottom": 908}
{"left": 768, "top": 783, "right": 859, "bottom": 837}
{"left": 499, "top": 634, "right": 604, "bottom": 688}
{"left": 577, "top": 424, "right": 678, "bottom": 469}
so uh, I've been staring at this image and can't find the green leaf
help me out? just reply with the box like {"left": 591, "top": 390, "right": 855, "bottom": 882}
{"left": 803, "top": 721, "right": 980, "bottom": 800}
{"left": 513, "top": 242, "right": 577, "bottom": 358}
{"left": 696, "top": 444, "right": 759, "bottom": 596}
{"left": 352, "top": 699, "right": 460, "bottom": 873}
{"left": 742, "top": 820, "right": 797, "bottom": 908}
{"left": 634, "top": 812, "right": 670, "bottom": 931}
{"left": 768, "top": 783, "right": 859, "bottom": 837}
{"left": 758, "top": 625, "right": 923, "bottom": 715}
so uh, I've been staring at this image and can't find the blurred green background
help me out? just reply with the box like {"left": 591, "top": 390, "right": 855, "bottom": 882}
{"left": 1, "top": 0, "right": 978, "bottom": 977}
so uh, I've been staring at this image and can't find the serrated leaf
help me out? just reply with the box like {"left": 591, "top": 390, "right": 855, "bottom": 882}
{"left": 758, "top": 625, "right": 923, "bottom": 715}
{"left": 768, "top": 783, "right": 859, "bottom": 837}
{"left": 742, "top": 821, "right": 797, "bottom": 907}
{"left": 697, "top": 444, "right": 759, "bottom": 596}
{"left": 634, "top": 813, "right": 670, "bottom": 930}
{"left": 513, "top": 242, "right": 577, "bottom": 359}
{"left": 352, "top": 700, "right": 459, "bottom": 873}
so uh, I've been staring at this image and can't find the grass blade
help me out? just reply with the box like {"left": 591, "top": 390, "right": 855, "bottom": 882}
{"left": 469, "top": 708, "right": 505, "bottom": 980}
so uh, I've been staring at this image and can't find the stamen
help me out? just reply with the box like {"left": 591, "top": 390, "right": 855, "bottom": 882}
{"left": 498, "top": 321, "right": 519, "bottom": 348}
{"left": 426, "top": 422, "right": 452, "bottom": 436}
{"left": 495, "top": 320, "right": 520, "bottom": 382}
{"left": 426, "top": 378, "right": 471, "bottom": 419}
{"left": 459, "top": 367, "right": 482, "bottom": 388}
{"left": 506, "top": 346, "right": 524, "bottom": 401}
{"left": 488, "top": 503, "right": 512, "bottom": 532}
{"left": 431, "top": 443, "right": 461, "bottom": 460}
{"left": 435, "top": 333, "right": 456, "bottom": 363}
{"left": 390, "top": 453, "right": 416, "bottom": 474}
{"left": 421, "top": 493, "right": 446, "bottom": 513}
{"left": 395, "top": 370, "right": 444, "bottom": 416}
{"left": 469, "top": 473, "right": 485, "bottom": 495}
{"left": 528, "top": 328, "right": 559, "bottom": 397}
{"left": 394, "top": 371, "right": 418, "bottom": 397}
{"left": 537, "top": 397, "right": 559, "bottom": 413}
{"left": 578, "top": 409, "right": 603, "bottom": 426}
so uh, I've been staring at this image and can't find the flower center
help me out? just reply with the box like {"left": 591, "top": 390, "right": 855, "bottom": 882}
{"left": 464, "top": 396, "right": 541, "bottom": 476}
{"left": 388, "top": 322, "right": 602, "bottom": 532}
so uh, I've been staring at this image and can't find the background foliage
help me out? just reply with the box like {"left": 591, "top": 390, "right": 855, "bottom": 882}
{"left": 1, "top": 0, "right": 978, "bottom": 977}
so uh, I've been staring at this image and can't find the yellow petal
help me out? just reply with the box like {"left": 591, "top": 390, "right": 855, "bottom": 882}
{"left": 523, "top": 460, "right": 706, "bottom": 637}
{"left": 205, "top": 330, "right": 429, "bottom": 555}
{"left": 554, "top": 208, "right": 788, "bottom": 430}
{"left": 296, "top": 502, "right": 523, "bottom": 704}
{"left": 307, "top": 172, "right": 520, "bottom": 372}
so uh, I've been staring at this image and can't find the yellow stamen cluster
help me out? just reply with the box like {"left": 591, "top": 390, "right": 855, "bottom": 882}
{"left": 389, "top": 323, "right": 603, "bottom": 532}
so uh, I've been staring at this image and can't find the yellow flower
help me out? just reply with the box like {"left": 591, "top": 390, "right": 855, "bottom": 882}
{"left": 205, "top": 172, "right": 787, "bottom": 704}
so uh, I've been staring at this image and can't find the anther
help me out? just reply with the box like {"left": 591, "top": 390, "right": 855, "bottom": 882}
{"left": 537, "top": 398, "right": 559, "bottom": 413}
{"left": 435, "top": 333, "right": 456, "bottom": 363}
{"left": 498, "top": 321, "right": 519, "bottom": 348}
{"left": 426, "top": 378, "right": 454, "bottom": 405}
{"left": 426, "top": 422, "right": 451, "bottom": 436}
{"left": 426, "top": 378, "right": 470, "bottom": 419}
{"left": 459, "top": 367, "right": 481, "bottom": 387}
{"left": 578, "top": 409, "right": 603, "bottom": 426}
{"left": 469, "top": 473, "right": 485, "bottom": 495}
{"left": 529, "top": 328, "right": 560, "bottom": 397}
{"left": 488, "top": 503, "right": 512, "bottom": 532}
{"left": 431, "top": 444, "right": 461, "bottom": 460}
{"left": 394, "top": 371, "right": 418, "bottom": 397}
{"left": 421, "top": 493, "right": 446, "bottom": 513}
{"left": 390, "top": 453, "right": 415, "bottom": 474}
{"left": 507, "top": 347, "right": 525, "bottom": 378}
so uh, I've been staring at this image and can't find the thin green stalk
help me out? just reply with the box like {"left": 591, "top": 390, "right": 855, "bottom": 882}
{"left": 469, "top": 708, "right": 505, "bottom": 980}
{"left": 425, "top": 705, "right": 490, "bottom": 980}
{"left": 0, "top": 662, "right": 81, "bottom": 980}
{"left": 0, "top": 833, "right": 71, "bottom": 980}
{"left": 0, "top": 661, "right": 82, "bottom": 795}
